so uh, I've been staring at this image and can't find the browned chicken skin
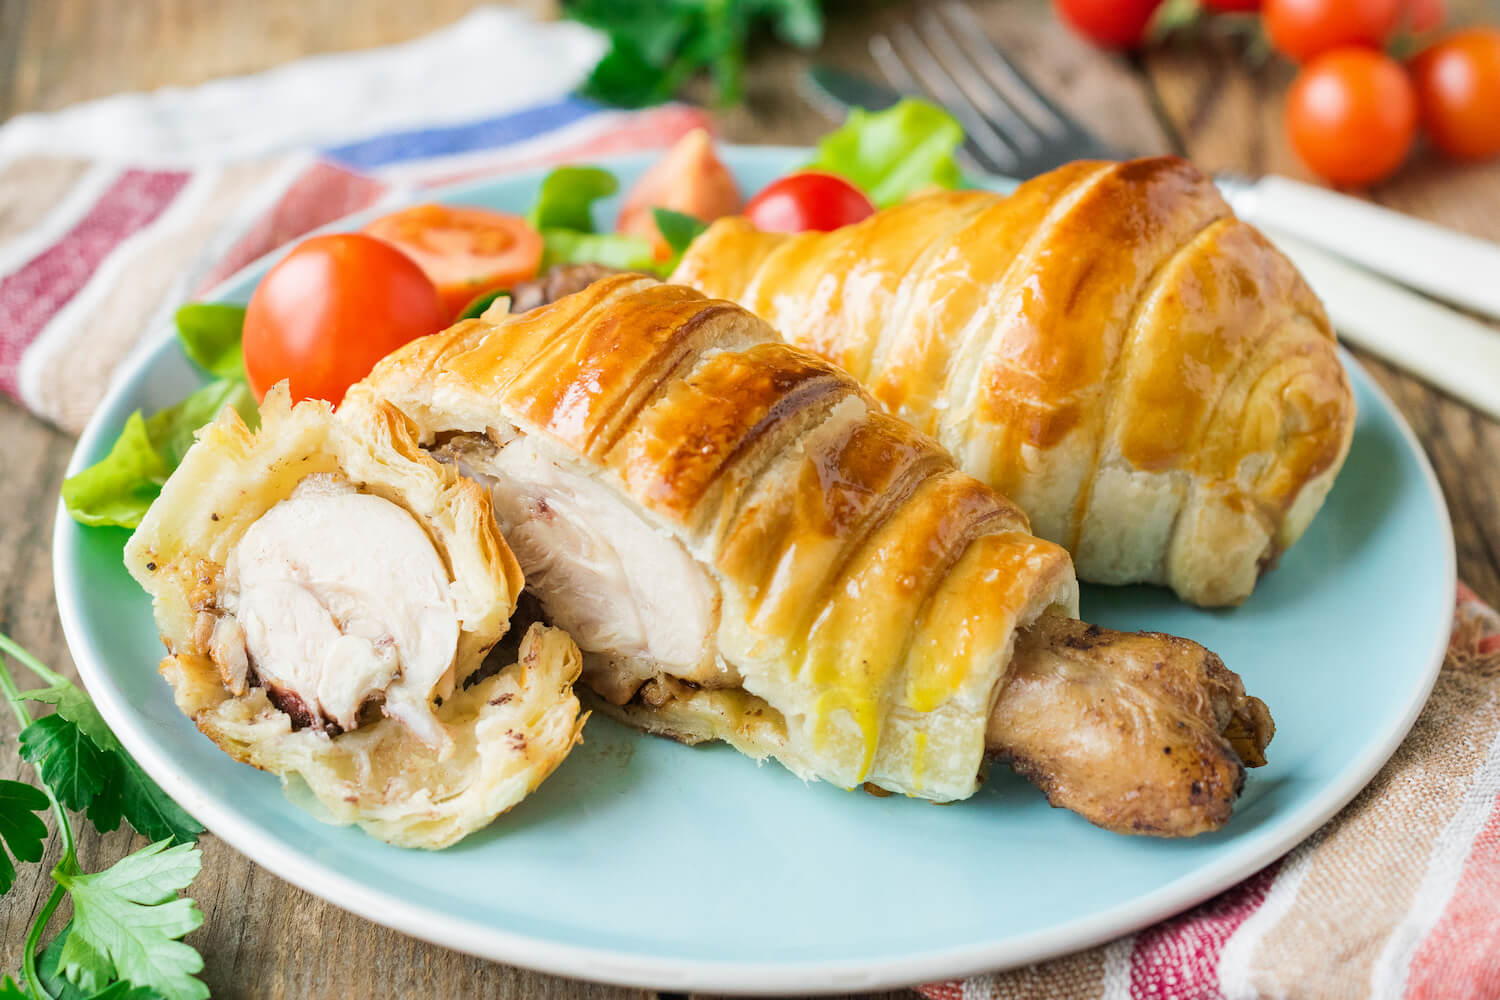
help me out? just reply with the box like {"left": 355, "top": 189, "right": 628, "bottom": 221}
{"left": 991, "top": 615, "right": 1273, "bottom": 837}
{"left": 506, "top": 267, "right": 1275, "bottom": 839}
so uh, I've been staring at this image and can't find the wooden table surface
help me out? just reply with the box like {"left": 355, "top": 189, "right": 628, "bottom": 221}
{"left": 2, "top": 0, "right": 1498, "bottom": 996}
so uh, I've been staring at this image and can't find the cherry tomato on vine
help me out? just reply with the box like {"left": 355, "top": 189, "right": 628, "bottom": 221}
{"left": 743, "top": 172, "right": 877, "bottom": 233}
{"left": 1285, "top": 47, "right": 1418, "bottom": 186}
{"left": 364, "top": 204, "right": 542, "bottom": 321}
{"left": 1264, "top": 0, "right": 1403, "bottom": 62}
{"left": 1053, "top": 0, "right": 1165, "bottom": 49}
{"left": 1411, "top": 28, "right": 1500, "bottom": 161}
{"left": 244, "top": 234, "right": 446, "bottom": 405}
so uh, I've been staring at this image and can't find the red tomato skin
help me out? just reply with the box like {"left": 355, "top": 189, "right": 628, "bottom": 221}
{"left": 1285, "top": 47, "right": 1418, "bottom": 186}
{"left": 1406, "top": 0, "right": 1445, "bottom": 33}
{"left": 1054, "top": 0, "right": 1165, "bottom": 48}
{"left": 1265, "top": 0, "right": 1403, "bottom": 61}
{"left": 244, "top": 234, "right": 445, "bottom": 405}
{"left": 1205, "top": 0, "right": 1262, "bottom": 12}
{"left": 743, "top": 172, "right": 877, "bottom": 233}
{"left": 1411, "top": 28, "right": 1500, "bottom": 160}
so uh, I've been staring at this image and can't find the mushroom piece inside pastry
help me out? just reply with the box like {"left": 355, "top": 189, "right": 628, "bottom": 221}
{"left": 349, "top": 274, "right": 1274, "bottom": 838}
{"left": 124, "top": 387, "right": 586, "bottom": 849}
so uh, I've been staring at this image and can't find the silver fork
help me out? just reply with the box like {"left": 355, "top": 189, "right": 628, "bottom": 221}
{"left": 869, "top": 0, "right": 1119, "bottom": 177}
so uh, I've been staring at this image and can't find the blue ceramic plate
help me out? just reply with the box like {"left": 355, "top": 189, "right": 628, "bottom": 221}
{"left": 55, "top": 148, "right": 1455, "bottom": 993}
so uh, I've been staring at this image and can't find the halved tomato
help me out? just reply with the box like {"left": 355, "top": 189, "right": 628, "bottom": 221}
{"left": 364, "top": 204, "right": 543, "bottom": 321}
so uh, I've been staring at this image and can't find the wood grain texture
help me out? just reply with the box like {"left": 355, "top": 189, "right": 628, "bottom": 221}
{"left": 0, "top": 0, "right": 1497, "bottom": 997}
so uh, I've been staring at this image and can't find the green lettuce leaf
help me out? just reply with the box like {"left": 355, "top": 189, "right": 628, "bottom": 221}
{"left": 539, "top": 229, "right": 658, "bottom": 272}
{"left": 803, "top": 98, "right": 965, "bottom": 208}
{"left": 173, "top": 304, "right": 245, "bottom": 379}
{"left": 528, "top": 165, "right": 618, "bottom": 233}
{"left": 145, "top": 378, "right": 256, "bottom": 469}
{"left": 63, "top": 306, "right": 256, "bottom": 530}
{"left": 59, "top": 414, "right": 170, "bottom": 530}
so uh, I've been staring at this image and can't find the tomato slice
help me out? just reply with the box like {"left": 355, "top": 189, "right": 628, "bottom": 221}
{"left": 364, "top": 204, "right": 543, "bottom": 321}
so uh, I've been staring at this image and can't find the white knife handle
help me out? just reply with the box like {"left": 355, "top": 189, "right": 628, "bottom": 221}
{"left": 1266, "top": 228, "right": 1500, "bottom": 422}
{"left": 1233, "top": 175, "right": 1500, "bottom": 324}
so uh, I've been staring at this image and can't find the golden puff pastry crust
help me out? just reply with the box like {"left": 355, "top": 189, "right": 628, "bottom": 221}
{"left": 672, "top": 157, "right": 1357, "bottom": 607}
{"left": 350, "top": 275, "right": 1079, "bottom": 802}
{"left": 124, "top": 388, "right": 585, "bottom": 849}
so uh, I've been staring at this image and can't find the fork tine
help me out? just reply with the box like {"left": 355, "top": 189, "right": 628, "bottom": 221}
{"left": 938, "top": 0, "right": 1081, "bottom": 142}
{"left": 869, "top": 32, "right": 1015, "bottom": 176}
{"left": 914, "top": 7, "right": 1043, "bottom": 158}
{"left": 880, "top": 25, "right": 1023, "bottom": 176}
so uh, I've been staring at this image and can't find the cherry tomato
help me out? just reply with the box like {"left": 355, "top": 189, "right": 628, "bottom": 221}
{"left": 1405, "top": 0, "right": 1445, "bottom": 32}
{"left": 364, "top": 204, "right": 542, "bottom": 321}
{"left": 1264, "top": 0, "right": 1402, "bottom": 61}
{"left": 1411, "top": 28, "right": 1500, "bottom": 160}
{"left": 743, "top": 172, "right": 877, "bottom": 233}
{"left": 1054, "top": 0, "right": 1165, "bottom": 48}
{"left": 244, "top": 234, "right": 445, "bottom": 405}
{"left": 1205, "top": 0, "right": 1262, "bottom": 11}
{"left": 1285, "top": 47, "right": 1418, "bottom": 186}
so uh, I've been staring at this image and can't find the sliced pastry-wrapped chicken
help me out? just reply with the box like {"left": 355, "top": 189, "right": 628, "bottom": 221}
{"left": 348, "top": 275, "right": 1273, "bottom": 836}
{"left": 124, "top": 387, "right": 585, "bottom": 848}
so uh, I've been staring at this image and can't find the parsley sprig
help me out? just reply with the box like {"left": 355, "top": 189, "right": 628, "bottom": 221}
{"left": 0, "top": 633, "right": 206, "bottom": 1000}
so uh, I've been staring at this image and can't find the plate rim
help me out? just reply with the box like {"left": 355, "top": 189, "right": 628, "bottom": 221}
{"left": 52, "top": 148, "right": 1457, "bottom": 994}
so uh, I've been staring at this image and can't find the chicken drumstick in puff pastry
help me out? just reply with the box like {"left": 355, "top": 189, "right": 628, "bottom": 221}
{"left": 347, "top": 274, "right": 1274, "bottom": 837}
{"left": 124, "top": 388, "right": 585, "bottom": 849}
{"left": 672, "top": 157, "right": 1357, "bottom": 607}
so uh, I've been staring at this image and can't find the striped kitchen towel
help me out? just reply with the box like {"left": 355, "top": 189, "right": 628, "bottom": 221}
{"left": 0, "top": 6, "right": 710, "bottom": 434}
{"left": 921, "top": 581, "right": 1500, "bottom": 1000}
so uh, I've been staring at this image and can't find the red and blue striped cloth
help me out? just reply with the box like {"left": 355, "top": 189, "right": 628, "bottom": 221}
{"left": 4, "top": 9, "right": 1499, "bottom": 998}
{"left": 0, "top": 7, "right": 709, "bottom": 433}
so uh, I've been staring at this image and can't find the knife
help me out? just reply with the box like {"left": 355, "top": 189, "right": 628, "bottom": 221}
{"left": 806, "top": 64, "right": 1500, "bottom": 327}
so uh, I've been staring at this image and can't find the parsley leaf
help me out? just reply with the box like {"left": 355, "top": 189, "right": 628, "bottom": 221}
{"left": 568, "top": 0, "right": 825, "bottom": 108}
{"left": 22, "top": 681, "right": 202, "bottom": 844}
{"left": 38, "top": 926, "right": 165, "bottom": 1000}
{"left": 55, "top": 841, "right": 207, "bottom": 1000}
{"left": 113, "top": 755, "right": 200, "bottom": 846}
{"left": 21, "top": 679, "right": 114, "bottom": 752}
{"left": 19, "top": 715, "right": 108, "bottom": 812}
{"left": 0, "top": 976, "right": 26, "bottom": 999}
{"left": 0, "top": 780, "right": 48, "bottom": 895}
{"left": 87, "top": 984, "right": 166, "bottom": 1000}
